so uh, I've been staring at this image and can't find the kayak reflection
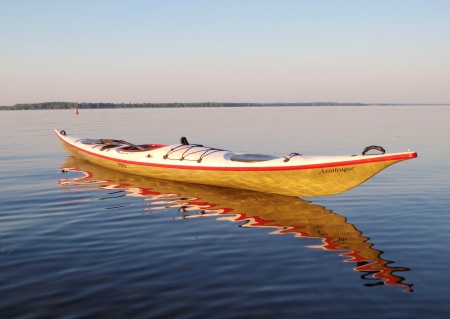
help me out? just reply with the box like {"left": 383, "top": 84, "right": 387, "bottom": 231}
{"left": 59, "top": 157, "right": 413, "bottom": 293}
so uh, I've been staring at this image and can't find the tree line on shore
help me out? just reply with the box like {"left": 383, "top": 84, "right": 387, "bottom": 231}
{"left": 1, "top": 102, "right": 370, "bottom": 110}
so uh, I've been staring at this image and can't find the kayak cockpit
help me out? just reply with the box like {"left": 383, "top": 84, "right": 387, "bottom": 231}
{"left": 119, "top": 144, "right": 166, "bottom": 152}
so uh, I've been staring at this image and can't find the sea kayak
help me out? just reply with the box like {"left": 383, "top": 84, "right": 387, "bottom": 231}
{"left": 55, "top": 129, "right": 417, "bottom": 197}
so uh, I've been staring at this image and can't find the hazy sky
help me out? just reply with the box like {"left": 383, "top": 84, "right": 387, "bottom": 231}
{"left": 1, "top": 0, "right": 449, "bottom": 105}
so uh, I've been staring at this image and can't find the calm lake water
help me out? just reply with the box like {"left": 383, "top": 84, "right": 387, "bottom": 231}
{"left": 1, "top": 106, "right": 449, "bottom": 318}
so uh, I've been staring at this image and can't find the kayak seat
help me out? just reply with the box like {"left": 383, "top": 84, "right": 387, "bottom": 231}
{"left": 230, "top": 153, "right": 278, "bottom": 162}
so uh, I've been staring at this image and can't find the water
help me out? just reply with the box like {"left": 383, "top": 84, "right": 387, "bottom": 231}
{"left": 1, "top": 106, "right": 449, "bottom": 318}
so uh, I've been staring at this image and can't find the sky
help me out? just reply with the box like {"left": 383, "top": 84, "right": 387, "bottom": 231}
{"left": 1, "top": 0, "right": 449, "bottom": 106}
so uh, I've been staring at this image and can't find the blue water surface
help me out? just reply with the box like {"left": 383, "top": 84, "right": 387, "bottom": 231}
{"left": 1, "top": 106, "right": 449, "bottom": 319}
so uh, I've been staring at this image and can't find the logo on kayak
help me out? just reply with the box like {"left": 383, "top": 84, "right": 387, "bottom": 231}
{"left": 320, "top": 166, "right": 355, "bottom": 174}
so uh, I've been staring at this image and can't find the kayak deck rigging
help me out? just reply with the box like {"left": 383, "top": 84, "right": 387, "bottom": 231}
{"left": 162, "top": 143, "right": 227, "bottom": 163}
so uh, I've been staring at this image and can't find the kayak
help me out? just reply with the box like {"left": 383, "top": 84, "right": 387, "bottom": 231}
{"left": 55, "top": 129, "right": 417, "bottom": 197}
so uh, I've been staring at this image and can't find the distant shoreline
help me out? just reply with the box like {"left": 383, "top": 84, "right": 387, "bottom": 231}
{"left": 1, "top": 102, "right": 449, "bottom": 110}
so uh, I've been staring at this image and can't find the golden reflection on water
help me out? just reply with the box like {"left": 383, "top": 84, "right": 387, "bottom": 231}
{"left": 59, "top": 157, "right": 413, "bottom": 293}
